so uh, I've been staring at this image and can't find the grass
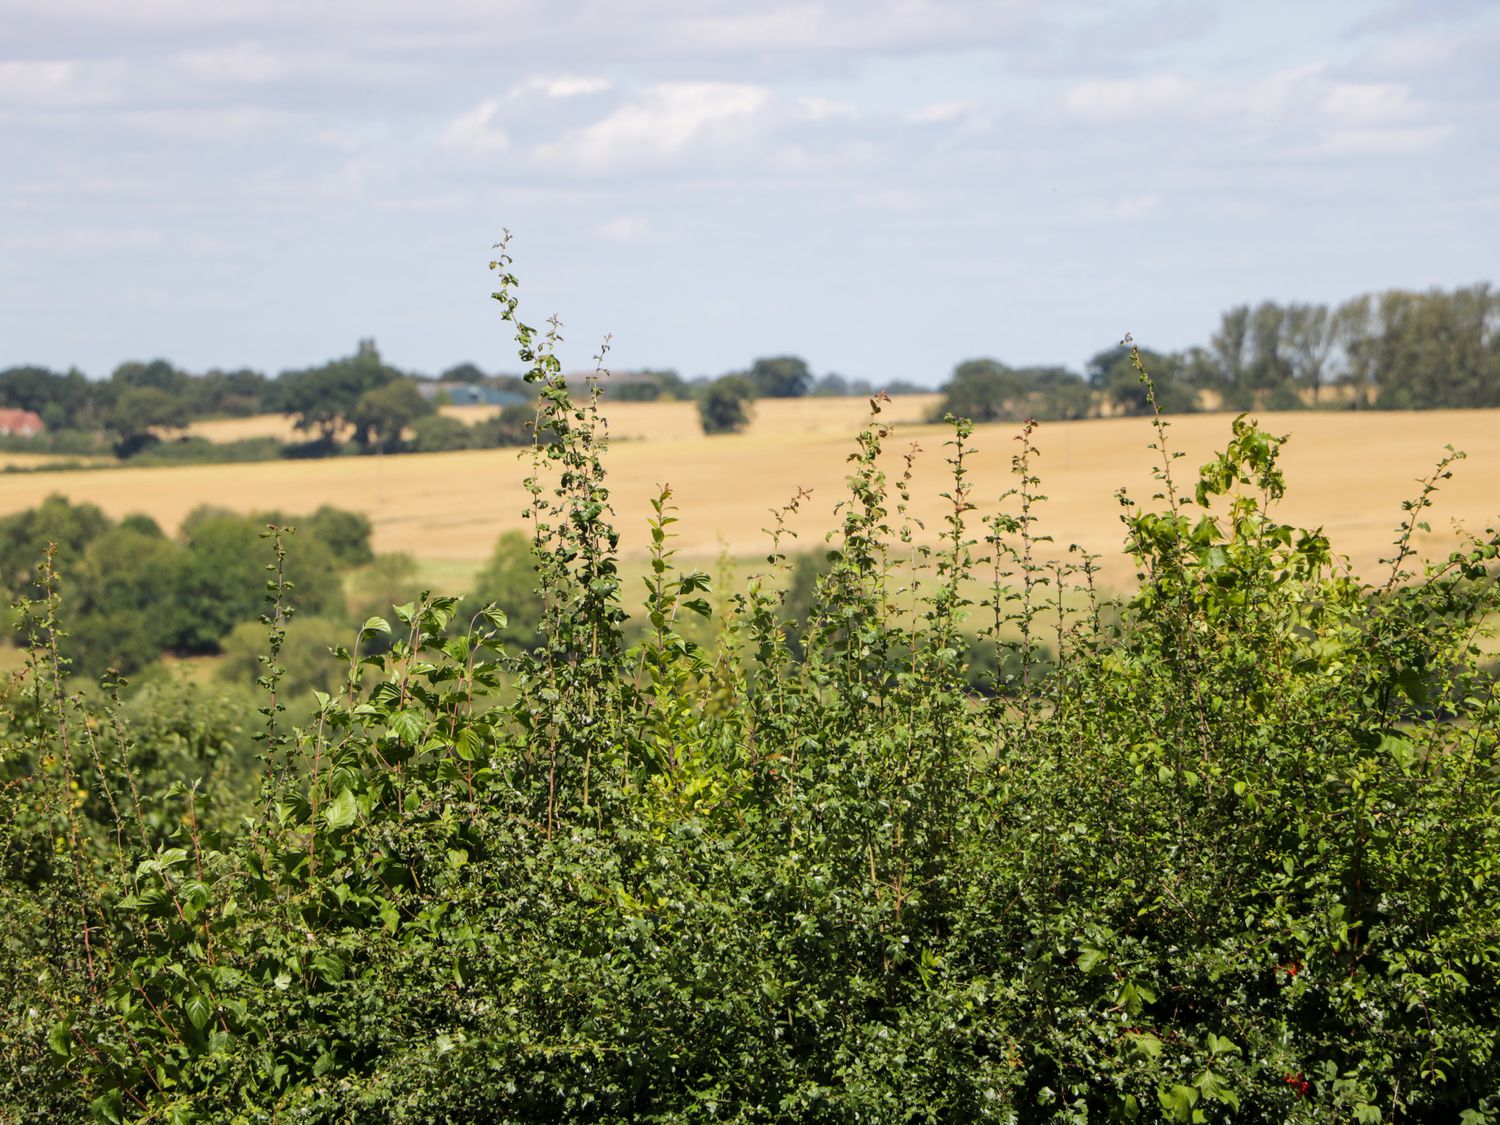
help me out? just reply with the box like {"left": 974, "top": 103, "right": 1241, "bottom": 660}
{"left": 7, "top": 404, "right": 1500, "bottom": 589}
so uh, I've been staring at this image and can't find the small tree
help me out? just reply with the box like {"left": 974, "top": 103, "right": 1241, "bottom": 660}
{"left": 745, "top": 355, "right": 812, "bottom": 398}
{"left": 697, "top": 375, "right": 754, "bottom": 435}
{"left": 350, "top": 379, "right": 433, "bottom": 451}
{"left": 106, "top": 386, "right": 189, "bottom": 457}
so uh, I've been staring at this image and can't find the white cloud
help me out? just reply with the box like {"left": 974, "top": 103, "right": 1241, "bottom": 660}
{"left": 1061, "top": 65, "right": 1451, "bottom": 158}
{"left": 173, "top": 42, "right": 297, "bottom": 83}
{"left": 1321, "top": 124, "right": 1453, "bottom": 155}
{"left": 905, "top": 100, "right": 974, "bottom": 125}
{"left": 0, "top": 59, "right": 120, "bottom": 109}
{"left": 598, "top": 216, "right": 650, "bottom": 241}
{"left": 1082, "top": 194, "right": 1162, "bottom": 222}
{"left": 535, "top": 82, "right": 770, "bottom": 172}
{"left": 533, "top": 75, "right": 611, "bottom": 99}
{"left": 1319, "top": 82, "right": 1422, "bottom": 127}
{"left": 441, "top": 99, "right": 509, "bottom": 155}
{"left": 794, "top": 96, "right": 858, "bottom": 122}
{"left": 1062, "top": 74, "right": 1201, "bottom": 123}
{"left": 0, "top": 226, "right": 165, "bottom": 253}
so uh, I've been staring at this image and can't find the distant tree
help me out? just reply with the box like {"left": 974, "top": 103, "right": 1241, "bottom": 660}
{"left": 1285, "top": 303, "right": 1333, "bottom": 405}
{"left": 473, "top": 402, "right": 538, "bottom": 448}
{"left": 304, "top": 506, "right": 375, "bottom": 567}
{"left": 607, "top": 378, "right": 663, "bottom": 402}
{"left": 745, "top": 356, "right": 812, "bottom": 398}
{"left": 470, "top": 530, "right": 546, "bottom": 650}
{"left": 939, "top": 359, "right": 1028, "bottom": 423}
{"left": 1246, "top": 302, "right": 1295, "bottom": 402}
{"left": 441, "top": 362, "right": 488, "bottom": 384}
{"left": 167, "top": 512, "right": 342, "bottom": 652}
{"left": 106, "top": 386, "right": 189, "bottom": 457}
{"left": 217, "top": 616, "right": 349, "bottom": 697}
{"left": 1332, "top": 295, "right": 1376, "bottom": 408}
{"left": 347, "top": 552, "right": 423, "bottom": 624}
{"left": 67, "top": 525, "right": 183, "bottom": 677}
{"left": 940, "top": 359, "right": 1093, "bottom": 423}
{"left": 1087, "top": 346, "right": 1198, "bottom": 415}
{"left": 186, "top": 369, "right": 272, "bottom": 418}
{"left": 0, "top": 366, "right": 98, "bottom": 431}
{"left": 1209, "top": 306, "right": 1252, "bottom": 408}
{"left": 350, "top": 379, "right": 433, "bottom": 451}
{"left": 697, "top": 375, "right": 754, "bottom": 435}
{"left": 0, "top": 495, "right": 111, "bottom": 599}
{"left": 111, "top": 359, "right": 189, "bottom": 396}
{"left": 409, "top": 414, "right": 477, "bottom": 453}
{"left": 278, "top": 339, "right": 400, "bottom": 443}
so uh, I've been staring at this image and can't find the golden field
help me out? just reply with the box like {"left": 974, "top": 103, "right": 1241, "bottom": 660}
{"left": 11, "top": 399, "right": 1500, "bottom": 590}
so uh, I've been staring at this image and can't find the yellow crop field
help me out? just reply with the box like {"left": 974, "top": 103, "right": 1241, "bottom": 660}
{"left": 0, "top": 452, "right": 110, "bottom": 470}
{"left": 184, "top": 395, "right": 940, "bottom": 445}
{"left": 8, "top": 406, "right": 1500, "bottom": 589}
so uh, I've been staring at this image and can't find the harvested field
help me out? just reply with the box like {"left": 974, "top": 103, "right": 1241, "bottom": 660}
{"left": 7, "top": 407, "right": 1500, "bottom": 588}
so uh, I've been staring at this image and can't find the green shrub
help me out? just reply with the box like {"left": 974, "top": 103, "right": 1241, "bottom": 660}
{"left": 3, "top": 245, "right": 1497, "bottom": 1123}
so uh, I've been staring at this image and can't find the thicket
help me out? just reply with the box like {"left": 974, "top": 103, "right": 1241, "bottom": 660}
{"left": 2, "top": 246, "right": 1498, "bottom": 1123}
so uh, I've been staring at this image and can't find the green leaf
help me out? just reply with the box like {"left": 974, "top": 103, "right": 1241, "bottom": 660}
{"left": 184, "top": 993, "right": 212, "bottom": 1031}
{"left": 390, "top": 709, "right": 425, "bottom": 745}
{"left": 361, "top": 615, "right": 392, "bottom": 637}
{"left": 323, "top": 788, "right": 358, "bottom": 831}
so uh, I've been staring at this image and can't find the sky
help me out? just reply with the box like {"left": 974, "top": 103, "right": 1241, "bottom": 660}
{"left": 2, "top": 0, "right": 1497, "bottom": 387}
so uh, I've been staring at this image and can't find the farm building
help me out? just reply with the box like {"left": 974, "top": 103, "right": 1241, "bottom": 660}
{"left": 0, "top": 409, "right": 45, "bottom": 437}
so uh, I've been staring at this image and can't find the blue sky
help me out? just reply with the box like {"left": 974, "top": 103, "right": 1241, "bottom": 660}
{"left": 2, "top": 0, "right": 1496, "bottom": 386}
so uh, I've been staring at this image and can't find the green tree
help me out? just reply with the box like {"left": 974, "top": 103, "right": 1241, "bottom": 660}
{"left": 470, "top": 530, "right": 546, "bottom": 650}
{"left": 217, "top": 615, "right": 348, "bottom": 698}
{"left": 304, "top": 506, "right": 375, "bottom": 567}
{"left": 938, "top": 358, "right": 1028, "bottom": 423}
{"left": 65, "top": 524, "right": 182, "bottom": 677}
{"left": 277, "top": 339, "right": 400, "bottom": 444}
{"left": 696, "top": 375, "right": 754, "bottom": 434}
{"left": 0, "top": 495, "right": 111, "bottom": 600}
{"left": 744, "top": 355, "right": 812, "bottom": 398}
{"left": 350, "top": 379, "right": 433, "bottom": 451}
{"left": 167, "top": 512, "right": 342, "bottom": 652}
{"left": 105, "top": 386, "right": 190, "bottom": 457}
{"left": 0, "top": 366, "right": 98, "bottom": 431}
{"left": 1088, "top": 345, "right": 1198, "bottom": 414}
{"left": 409, "top": 414, "right": 477, "bottom": 452}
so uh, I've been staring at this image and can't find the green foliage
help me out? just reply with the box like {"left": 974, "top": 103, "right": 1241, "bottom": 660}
{"left": 0, "top": 501, "right": 365, "bottom": 676}
{"left": 406, "top": 414, "right": 476, "bottom": 453}
{"left": 350, "top": 380, "right": 434, "bottom": 452}
{"left": 744, "top": 355, "right": 813, "bottom": 398}
{"left": 217, "top": 615, "right": 349, "bottom": 699}
{"left": 468, "top": 530, "right": 546, "bottom": 651}
{"left": 302, "top": 506, "right": 375, "bottom": 568}
{"left": 1088, "top": 344, "right": 1201, "bottom": 414}
{"left": 277, "top": 339, "right": 401, "bottom": 441}
{"left": 4, "top": 252, "right": 1499, "bottom": 1123}
{"left": 939, "top": 357, "right": 1095, "bottom": 422}
{"left": 167, "top": 512, "right": 342, "bottom": 653}
{"left": 697, "top": 374, "right": 755, "bottom": 434}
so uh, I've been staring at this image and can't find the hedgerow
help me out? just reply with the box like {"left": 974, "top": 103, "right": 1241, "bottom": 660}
{"left": 2, "top": 240, "right": 1497, "bottom": 1123}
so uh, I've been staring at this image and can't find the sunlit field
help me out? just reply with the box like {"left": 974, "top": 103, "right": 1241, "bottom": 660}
{"left": 10, "top": 405, "right": 1500, "bottom": 589}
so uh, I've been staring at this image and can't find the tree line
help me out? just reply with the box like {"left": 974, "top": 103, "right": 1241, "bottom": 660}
{"left": 937, "top": 282, "right": 1500, "bottom": 423}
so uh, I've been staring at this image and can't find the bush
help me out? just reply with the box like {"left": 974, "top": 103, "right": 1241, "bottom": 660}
{"left": 407, "top": 414, "right": 476, "bottom": 453}
{"left": 4, "top": 248, "right": 1498, "bottom": 1122}
{"left": 697, "top": 374, "right": 754, "bottom": 434}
